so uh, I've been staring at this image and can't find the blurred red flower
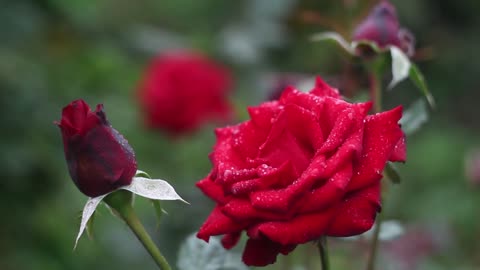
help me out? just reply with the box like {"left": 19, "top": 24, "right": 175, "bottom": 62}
{"left": 137, "top": 51, "right": 232, "bottom": 135}
{"left": 196, "top": 77, "right": 406, "bottom": 266}
{"left": 352, "top": 0, "right": 415, "bottom": 56}
{"left": 56, "top": 100, "right": 137, "bottom": 197}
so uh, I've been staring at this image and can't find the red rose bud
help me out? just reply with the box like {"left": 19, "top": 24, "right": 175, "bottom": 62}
{"left": 352, "top": 0, "right": 415, "bottom": 56}
{"left": 56, "top": 100, "right": 137, "bottom": 197}
{"left": 196, "top": 77, "right": 406, "bottom": 266}
{"left": 137, "top": 51, "right": 232, "bottom": 135}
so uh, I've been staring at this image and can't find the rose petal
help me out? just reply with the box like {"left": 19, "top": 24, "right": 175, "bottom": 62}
{"left": 349, "top": 106, "right": 404, "bottom": 191}
{"left": 285, "top": 104, "right": 324, "bottom": 153}
{"left": 250, "top": 155, "right": 326, "bottom": 212}
{"left": 196, "top": 176, "right": 229, "bottom": 204}
{"left": 259, "top": 110, "right": 312, "bottom": 174}
{"left": 321, "top": 129, "right": 361, "bottom": 178}
{"left": 197, "top": 206, "right": 248, "bottom": 242}
{"left": 248, "top": 102, "right": 281, "bottom": 132}
{"left": 230, "top": 161, "right": 296, "bottom": 195}
{"left": 242, "top": 238, "right": 295, "bottom": 266}
{"left": 298, "top": 163, "right": 352, "bottom": 213}
{"left": 61, "top": 100, "right": 91, "bottom": 131}
{"left": 232, "top": 121, "right": 269, "bottom": 160}
{"left": 279, "top": 87, "right": 325, "bottom": 117}
{"left": 318, "top": 97, "right": 358, "bottom": 136}
{"left": 326, "top": 183, "right": 381, "bottom": 236}
{"left": 279, "top": 244, "right": 297, "bottom": 255}
{"left": 310, "top": 77, "right": 341, "bottom": 98}
{"left": 249, "top": 207, "right": 337, "bottom": 245}
{"left": 389, "top": 134, "right": 406, "bottom": 162}
{"left": 319, "top": 102, "right": 371, "bottom": 154}
{"left": 318, "top": 108, "right": 356, "bottom": 154}
{"left": 221, "top": 232, "right": 242, "bottom": 250}
{"left": 210, "top": 128, "right": 247, "bottom": 175}
{"left": 216, "top": 166, "right": 259, "bottom": 187}
{"left": 222, "top": 198, "right": 294, "bottom": 221}
{"left": 212, "top": 127, "right": 260, "bottom": 186}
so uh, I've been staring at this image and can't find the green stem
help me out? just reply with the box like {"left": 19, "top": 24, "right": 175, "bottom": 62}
{"left": 367, "top": 54, "right": 387, "bottom": 113}
{"left": 317, "top": 238, "right": 329, "bottom": 270}
{"left": 365, "top": 211, "right": 383, "bottom": 270}
{"left": 369, "top": 72, "right": 382, "bottom": 113}
{"left": 105, "top": 191, "right": 172, "bottom": 270}
{"left": 365, "top": 66, "right": 384, "bottom": 270}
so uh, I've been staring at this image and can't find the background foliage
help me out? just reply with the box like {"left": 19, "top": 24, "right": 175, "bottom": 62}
{"left": 1, "top": 0, "right": 479, "bottom": 269}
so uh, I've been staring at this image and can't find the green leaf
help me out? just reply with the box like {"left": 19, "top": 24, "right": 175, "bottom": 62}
{"left": 385, "top": 162, "right": 401, "bottom": 184}
{"left": 311, "top": 31, "right": 354, "bottom": 54}
{"left": 135, "top": 170, "right": 151, "bottom": 178}
{"left": 388, "top": 47, "right": 435, "bottom": 109}
{"left": 388, "top": 46, "right": 411, "bottom": 89}
{"left": 86, "top": 210, "right": 96, "bottom": 240}
{"left": 400, "top": 99, "right": 429, "bottom": 135}
{"left": 351, "top": 40, "right": 384, "bottom": 54}
{"left": 125, "top": 177, "right": 188, "bottom": 204}
{"left": 177, "top": 233, "right": 248, "bottom": 270}
{"left": 75, "top": 194, "right": 108, "bottom": 249}
{"left": 151, "top": 199, "right": 168, "bottom": 228}
{"left": 409, "top": 64, "right": 436, "bottom": 109}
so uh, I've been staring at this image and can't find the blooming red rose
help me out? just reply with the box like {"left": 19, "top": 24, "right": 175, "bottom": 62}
{"left": 196, "top": 77, "right": 406, "bottom": 266}
{"left": 56, "top": 99, "right": 137, "bottom": 197}
{"left": 352, "top": 0, "right": 415, "bottom": 56}
{"left": 137, "top": 51, "right": 232, "bottom": 135}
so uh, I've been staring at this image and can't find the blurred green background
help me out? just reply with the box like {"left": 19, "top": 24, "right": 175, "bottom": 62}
{"left": 1, "top": 0, "right": 479, "bottom": 269}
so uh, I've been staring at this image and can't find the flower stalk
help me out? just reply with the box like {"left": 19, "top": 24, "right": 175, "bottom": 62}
{"left": 367, "top": 56, "right": 385, "bottom": 113}
{"left": 369, "top": 72, "right": 382, "bottom": 113}
{"left": 365, "top": 210, "right": 384, "bottom": 270}
{"left": 317, "top": 237, "right": 330, "bottom": 270}
{"left": 365, "top": 57, "right": 385, "bottom": 270}
{"left": 104, "top": 190, "right": 172, "bottom": 270}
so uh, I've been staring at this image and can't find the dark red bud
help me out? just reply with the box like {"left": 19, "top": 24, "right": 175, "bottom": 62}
{"left": 56, "top": 99, "right": 137, "bottom": 197}
{"left": 352, "top": 0, "right": 415, "bottom": 57}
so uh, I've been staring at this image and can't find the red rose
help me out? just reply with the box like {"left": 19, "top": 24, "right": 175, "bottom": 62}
{"left": 352, "top": 0, "right": 415, "bottom": 56}
{"left": 196, "top": 77, "right": 406, "bottom": 266}
{"left": 56, "top": 100, "right": 137, "bottom": 197}
{"left": 137, "top": 51, "right": 232, "bottom": 135}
